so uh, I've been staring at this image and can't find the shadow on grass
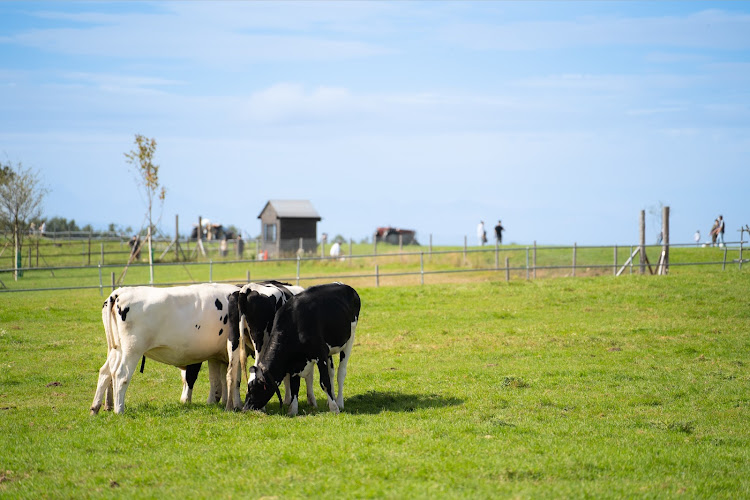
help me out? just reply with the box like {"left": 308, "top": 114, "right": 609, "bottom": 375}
{"left": 345, "top": 390, "right": 463, "bottom": 415}
{"left": 114, "top": 391, "right": 462, "bottom": 418}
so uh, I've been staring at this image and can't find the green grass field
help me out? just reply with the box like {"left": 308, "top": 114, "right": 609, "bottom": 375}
{"left": 1, "top": 270, "right": 749, "bottom": 498}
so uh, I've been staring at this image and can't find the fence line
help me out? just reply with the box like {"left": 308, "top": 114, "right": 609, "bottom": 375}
{"left": 0, "top": 240, "right": 747, "bottom": 294}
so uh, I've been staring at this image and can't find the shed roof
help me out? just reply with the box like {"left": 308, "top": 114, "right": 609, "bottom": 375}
{"left": 258, "top": 200, "right": 321, "bottom": 220}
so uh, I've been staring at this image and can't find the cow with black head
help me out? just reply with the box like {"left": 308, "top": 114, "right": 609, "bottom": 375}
{"left": 243, "top": 282, "right": 360, "bottom": 416}
{"left": 227, "top": 281, "right": 315, "bottom": 412}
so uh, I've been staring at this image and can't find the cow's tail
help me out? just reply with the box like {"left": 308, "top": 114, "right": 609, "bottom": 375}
{"left": 238, "top": 314, "right": 249, "bottom": 385}
{"left": 102, "top": 292, "right": 118, "bottom": 352}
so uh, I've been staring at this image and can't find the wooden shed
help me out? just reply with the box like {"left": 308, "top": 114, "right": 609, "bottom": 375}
{"left": 258, "top": 200, "right": 322, "bottom": 257}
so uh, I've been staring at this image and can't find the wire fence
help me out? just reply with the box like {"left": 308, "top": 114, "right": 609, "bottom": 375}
{"left": 1, "top": 234, "right": 747, "bottom": 295}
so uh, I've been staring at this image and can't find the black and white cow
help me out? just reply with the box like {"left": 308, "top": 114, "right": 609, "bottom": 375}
{"left": 90, "top": 283, "right": 241, "bottom": 415}
{"left": 225, "top": 281, "right": 311, "bottom": 411}
{"left": 243, "top": 283, "right": 360, "bottom": 416}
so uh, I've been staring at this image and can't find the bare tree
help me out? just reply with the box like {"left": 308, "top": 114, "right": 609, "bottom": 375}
{"left": 0, "top": 161, "right": 48, "bottom": 280}
{"left": 124, "top": 134, "right": 166, "bottom": 283}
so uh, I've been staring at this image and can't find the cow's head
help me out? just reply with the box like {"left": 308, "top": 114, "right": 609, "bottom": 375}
{"left": 243, "top": 366, "right": 282, "bottom": 412}
{"left": 238, "top": 290, "right": 278, "bottom": 352}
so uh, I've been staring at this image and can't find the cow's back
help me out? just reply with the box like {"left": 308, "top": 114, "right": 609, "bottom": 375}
{"left": 112, "top": 284, "right": 239, "bottom": 366}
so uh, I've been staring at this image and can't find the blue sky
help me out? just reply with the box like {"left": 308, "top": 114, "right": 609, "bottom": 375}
{"left": 1, "top": 1, "right": 748, "bottom": 245}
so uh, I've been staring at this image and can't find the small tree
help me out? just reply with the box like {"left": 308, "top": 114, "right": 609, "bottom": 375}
{"left": 124, "top": 134, "right": 166, "bottom": 283}
{"left": 0, "top": 161, "right": 48, "bottom": 280}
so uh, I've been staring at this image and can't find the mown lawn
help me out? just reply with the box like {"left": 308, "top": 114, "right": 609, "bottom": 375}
{"left": 0, "top": 271, "right": 748, "bottom": 498}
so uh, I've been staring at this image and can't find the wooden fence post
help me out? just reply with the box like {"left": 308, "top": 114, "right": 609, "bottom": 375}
{"left": 639, "top": 210, "right": 646, "bottom": 275}
{"left": 661, "top": 205, "right": 670, "bottom": 275}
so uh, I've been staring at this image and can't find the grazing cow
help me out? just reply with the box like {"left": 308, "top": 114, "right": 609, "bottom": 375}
{"left": 243, "top": 283, "right": 360, "bottom": 416}
{"left": 90, "top": 283, "right": 240, "bottom": 415}
{"left": 225, "top": 281, "right": 311, "bottom": 411}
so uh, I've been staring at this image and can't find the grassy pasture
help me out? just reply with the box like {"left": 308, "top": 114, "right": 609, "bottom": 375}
{"left": 1, "top": 271, "right": 749, "bottom": 498}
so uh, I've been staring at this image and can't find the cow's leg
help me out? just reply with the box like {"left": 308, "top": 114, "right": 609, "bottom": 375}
{"left": 336, "top": 337, "right": 355, "bottom": 410}
{"left": 218, "top": 362, "right": 230, "bottom": 409}
{"left": 206, "top": 359, "right": 223, "bottom": 404}
{"left": 283, "top": 374, "right": 292, "bottom": 405}
{"left": 317, "top": 358, "right": 339, "bottom": 414}
{"left": 105, "top": 382, "right": 114, "bottom": 412}
{"left": 90, "top": 350, "right": 116, "bottom": 415}
{"left": 225, "top": 339, "right": 241, "bottom": 411}
{"left": 112, "top": 353, "right": 141, "bottom": 414}
{"left": 304, "top": 370, "right": 317, "bottom": 408}
{"left": 287, "top": 375, "right": 301, "bottom": 417}
{"left": 182, "top": 363, "right": 201, "bottom": 404}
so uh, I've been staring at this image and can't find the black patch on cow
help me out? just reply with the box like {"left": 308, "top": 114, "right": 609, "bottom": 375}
{"left": 186, "top": 363, "right": 201, "bottom": 388}
{"left": 219, "top": 328, "right": 223, "bottom": 336}
{"left": 215, "top": 298, "right": 223, "bottom": 311}
{"left": 117, "top": 305, "right": 130, "bottom": 321}
{"left": 223, "top": 314, "right": 228, "bottom": 325}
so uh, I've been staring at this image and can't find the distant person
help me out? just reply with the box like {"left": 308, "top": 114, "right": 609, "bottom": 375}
{"left": 477, "top": 220, "right": 486, "bottom": 246}
{"left": 693, "top": 230, "right": 701, "bottom": 246}
{"left": 717, "top": 215, "right": 725, "bottom": 247}
{"left": 710, "top": 219, "right": 719, "bottom": 246}
{"left": 129, "top": 235, "right": 141, "bottom": 260}
{"left": 236, "top": 235, "right": 244, "bottom": 258}
{"left": 219, "top": 237, "right": 228, "bottom": 257}
{"left": 494, "top": 220, "right": 504, "bottom": 245}
{"left": 330, "top": 241, "right": 341, "bottom": 259}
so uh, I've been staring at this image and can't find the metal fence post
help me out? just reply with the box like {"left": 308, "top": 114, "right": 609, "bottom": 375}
{"left": 375, "top": 264, "right": 379, "bottom": 287}
{"left": 526, "top": 247, "right": 530, "bottom": 280}
{"left": 98, "top": 263, "right": 103, "bottom": 297}
{"left": 533, "top": 241, "right": 537, "bottom": 279}
{"left": 296, "top": 255, "right": 301, "bottom": 286}
{"left": 613, "top": 245, "right": 618, "bottom": 275}
{"left": 420, "top": 252, "right": 424, "bottom": 285}
{"left": 505, "top": 256, "right": 510, "bottom": 282}
{"left": 246, "top": 270, "right": 250, "bottom": 283}
{"left": 209, "top": 259, "right": 213, "bottom": 282}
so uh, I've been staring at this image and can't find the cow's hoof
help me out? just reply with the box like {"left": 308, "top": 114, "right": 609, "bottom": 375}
{"left": 287, "top": 400, "right": 299, "bottom": 417}
{"left": 90, "top": 407, "right": 100, "bottom": 416}
{"left": 328, "top": 401, "right": 340, "bottom": 414}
